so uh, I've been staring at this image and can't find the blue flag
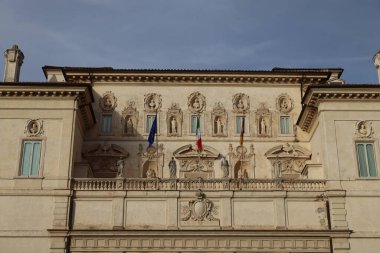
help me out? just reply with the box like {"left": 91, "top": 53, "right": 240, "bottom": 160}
{"left": 148, "top": 116, "right": 157, "bottom": 146}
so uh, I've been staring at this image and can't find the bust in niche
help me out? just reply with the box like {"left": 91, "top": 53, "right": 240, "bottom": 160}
{"left": 149, "top": 99, "right": 156, "bottom": 110}
{"left": 125, "top": 117, "right": 134, "bottom": 134}
{"left": 193, "top": 98, "right": 201, "bottom": 110}
{"left": 237, "top": 99, "right": 245, "bottom": 110}
{"left": 280, "top": 98, "right": 290, "bottom": 111}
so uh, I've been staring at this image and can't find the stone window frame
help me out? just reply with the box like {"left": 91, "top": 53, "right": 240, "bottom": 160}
{"left": 143, "top": 113, "right": 160, "bottom": 136}
{"left": 233, "top": 113, "right": 250, "bottom": 137}
{"left": 354, "top": 138, "right": 380, "bottom": 179}
{"left": 188, "top": 114, "right": 204, "bottom": 136}
{"left": 16, "top": 137, "right": 46, "bottom": 178}
{"left": 279, "top": 115, "right": 292, "bottom": 135}
{"left": 99, "top": 113, "right": 113, "bottom": 136}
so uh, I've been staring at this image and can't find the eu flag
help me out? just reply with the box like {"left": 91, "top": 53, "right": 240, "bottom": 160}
{"left": 148, "top": 116, "right": 157, "bottom": 146}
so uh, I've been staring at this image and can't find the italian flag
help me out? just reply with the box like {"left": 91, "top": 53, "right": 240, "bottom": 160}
{"left": 196, "top": 117, "right": 203, "bottom": 152}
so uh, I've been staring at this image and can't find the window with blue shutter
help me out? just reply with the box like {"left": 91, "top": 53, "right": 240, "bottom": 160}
{"left": 280, "top": 116, "right": 290, "bottom": 134}
{"left": 101, "top": 114, "right": 112, "bottom": 134}
{"left": 20, "top": 140, "right": 42, "bottom": 176}
{"left": 356, "top": 143, "right": 377, "bottom": 177}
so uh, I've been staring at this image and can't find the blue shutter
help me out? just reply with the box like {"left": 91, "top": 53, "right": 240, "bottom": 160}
{"left": 31, "top": 142, "right": 41, "bottom": 176}
{"left": 366, "top": 144, "right": 377, "bottom": 177}
{"left": 357, "top": 144, "right": 368, "bottom": 177}
{"left": 147, "top": 116, "right": 155, "bottom": 133}
{"left": 101, "top": 115, "right": 112, "bottom": 133}
{"left": 191, "top": 116, "right": 199, "bottom": 134}
{"left": 280, "top": 116, "right": 290, "bottom": 134}
{"left": 236, "top": 116, "right": 242, "bottom": 134}
{"left": 21, "top": 142, "right": 32, "bottom": 176}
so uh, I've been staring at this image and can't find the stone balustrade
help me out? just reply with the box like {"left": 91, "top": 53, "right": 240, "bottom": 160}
{"left": 72, "top": 178, "right": 326, "bottom": 191}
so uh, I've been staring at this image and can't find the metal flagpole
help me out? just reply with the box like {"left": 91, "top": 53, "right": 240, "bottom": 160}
{"left": 155, "top": 109, "right": 159, "bottom": 177}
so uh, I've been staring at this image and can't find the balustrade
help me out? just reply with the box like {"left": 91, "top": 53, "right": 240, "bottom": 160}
{"left": 72, "top": 178, "right": 326, "bottom": 191}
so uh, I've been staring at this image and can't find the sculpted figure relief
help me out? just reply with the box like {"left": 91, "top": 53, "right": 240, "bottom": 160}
{"left": 221, "top": 157, "right": 229, "bottom": 178}
{"left": 122, "top": 101, "right": 139, "bottom": 136}
{"left": 212, "top": 102, "right": 227, "bottom": 137}
{"left": 167, "top": 103, "right": 182, "bottom": 137}
{"left": 99, "top": 91, "right": 117, "bottom": 112}
{"left": 188, "top": 92, "right": 206, "bottom": 113}
{"left": 169, "top": 157, "right": 177, "bottom": 178}
{"left": 116, "top": 158, "right": 124, "bottom": 177}
{"left": 276, "top": 94, "right": 294, "bottom": 114}
{"left": 25, "top": 119, "right": 44, "bottom": 137}
{"left": 355, "top": 120, "right": 374, "bottom": 138}
{"left": 232, "top": 93, "right": 250, "bottom": 113}
{"left": 144, "top": 93, "right": 162, "bottom": 112}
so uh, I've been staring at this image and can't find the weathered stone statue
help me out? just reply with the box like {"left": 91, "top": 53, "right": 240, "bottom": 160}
{"left": 169, "top": 157, "right": 177, "bottom": 178}
{"left": 116, "top": 158, "right": 124, "bottom": 177}
{"left": 221, "top": 157, "right": 229, "bottom": 178}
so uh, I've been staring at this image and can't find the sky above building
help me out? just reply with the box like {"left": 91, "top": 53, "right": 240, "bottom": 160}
{"left": 1, "top": 0, "right": 379, "bottom": 83}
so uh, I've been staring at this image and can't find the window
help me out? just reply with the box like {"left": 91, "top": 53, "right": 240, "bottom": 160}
{"left": 236, "top": 116, "right": 246, "bottom": 134}
{"left": 101, "top": 114, "right": 112, "bottom": 134}
{"left": 280, "top": 116, "right": 291, "bottom": 134}
{"left": 146, "top": 115, "right": 156, "bottom": 133}
{"left": 190, "top": 115, "right": 200, "bottom": 134}
{"left": 356, "top": 143, "right": 377, "bottom": 177}
{"left": 20, "top": 140, "right": 42, "bottom": 176}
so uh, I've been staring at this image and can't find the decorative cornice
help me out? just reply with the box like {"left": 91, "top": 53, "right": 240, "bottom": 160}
{"left": 64, "top": 73, "right": 328, "bottom": 85}
{"left": 0, "top": 84, "right": 96, "bottom": 130}
{"left": 297, "top": 85, "right": 380, "bottom": 132}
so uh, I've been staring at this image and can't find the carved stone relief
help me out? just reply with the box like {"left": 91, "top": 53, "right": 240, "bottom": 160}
{"left": 181, "top": 190, "right": 219, "bottom": 226}
{"left": 187, "top": 92, "right": 206, "bottom": 114}
{"left": 228, "top": 144, "right": 255, "bottom": 178}
{"left": 355, "top": 120, "right": 374, "bottom": 138}
{"left": 25, "top": 119, "right": 44, "bottom": 137}
{"left": 276, "top": 93, "right": 294, "bottom": 114}
{"left": 83, "top": 143, "right": 129, "bottom": 178}
{"left": 256, "top": 103, "right": 272, "bottom": 137}
{"left": 99, "top": 91, "right": 117, "bottom": 112}
{"left": 232, "top": 93, "right": 250, "bottom": 114}
{"left": 211, "top": 102, "right": 227, "bottom": 137}
{"left": 121, "top": 101, "right": 139, "bottom": 136}
{"left": 144, "top": 93, "right": 162, "bottom": 112}
{"left": 265, "top": 143, "right": 311, "bottom": 179}
{"left": 138, "top": 144, "right": 164, "bottom": 178}
{"left": 173, "top": 144, "right": 219, "bottom": 179}
{"left": 167, "top": 103, "right": 182, "bottom": 137}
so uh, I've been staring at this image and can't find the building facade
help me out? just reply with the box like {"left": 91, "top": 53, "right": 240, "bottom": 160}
{"left": 1, "top": 45, "right": 380, "bottom": 252}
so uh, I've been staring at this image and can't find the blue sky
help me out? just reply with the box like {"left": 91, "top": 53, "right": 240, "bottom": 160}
{"left": 1, "top": 0, "right": 379, "bottom": 83}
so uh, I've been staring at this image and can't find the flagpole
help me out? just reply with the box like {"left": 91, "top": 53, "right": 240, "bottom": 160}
{"left": 239, "top": 116, "right": 245, "bottom": 178}
{"left": 156, "top": 109, "right": 159, "bottom": 178}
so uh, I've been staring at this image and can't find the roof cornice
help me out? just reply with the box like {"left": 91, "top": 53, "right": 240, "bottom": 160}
{"left": 42, "top": 66, "right": 343, "bottom": 85}
{"left": 0, "top": 83, "right": 96, "bottom": 130}
{"left": 297, "top": 85, "right": 380, "bottom": 132}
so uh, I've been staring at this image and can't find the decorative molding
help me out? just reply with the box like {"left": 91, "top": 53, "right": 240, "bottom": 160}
{"left": 121, "top": 101, "right": 139, "bottom": 136}
{"left": 255, "top": 103, "right": 272, "bottom": 137}
{"left": 228, "top": 144, "right": 255, "bottom": 179}
{"left": 144, "top": 93, "right": 162, "bottom": 112}
{"left": 138, "top": 143, "right": 164, "bottom": 178}
{"left": 83, "top": 143, "right": 129, "bottom": 178}
{"left": 24, "top": 119, "right": 44, "bottom": 137}
{"left": 265, "top": 143, "right": 311, "bottom": 179}
{"left": 181, "top": 190, "right": 219, "bottom": 224}
{"left": 355, "top": 120, "right": 374, "bottom": 138}
{"left": 99, "top": 91, "right": 117, "bottom": 112}
{"left": 276, "top": 93, "right": 294, "bottom": 114}
{"left": 166, "top": 103, "right": 182, "bottom": 137}
{"left": 187, "top": 92, "right": 206, "bottom": 114}
{"left": 232, "top": 93, "right": 250, "bottom": 114}
{"left": 211, "top": 102, "right": 228, "bottom": 137}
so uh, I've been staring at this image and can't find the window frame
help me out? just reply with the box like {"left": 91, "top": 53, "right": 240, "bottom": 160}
{"left": 17, "top": 138, "right": 45, "bottom": 178}
{"left": 144, "top": 113, "right": 160, "bottom": 135}
{"left": 189, "top": 114, "right": 203, "bottom": 136}
{"left": 278, "top": 114, "right": 293, "bottom": 136}
{"left": 100, "top": 113, "right": 113, "bottom": 135}
{"left": 355, "top": 140, "right": 379, "bottom": 178}
{"left": 234, "top": 114, "right": 249, "bottom": 137}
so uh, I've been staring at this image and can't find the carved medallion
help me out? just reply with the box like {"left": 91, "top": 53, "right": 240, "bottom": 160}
{"left": 122, "top": 101, "right": 139, "bottom": 136}
{"left": 181, "top": 190, "right": 219, "bottom": 224}
{"left": 99, "top": 91, "right": 117, "bottom": 112}
{"left": 355, "top": 120, "right": 373, "bottom": 138}
{"left": 232, "top": 93, "right": 250, "bottom": 113}
{"left": 25, "top": 119, "right": 44, "bottom": 137}
{"left": 188, "top": 92, "right": 206, "bottom": 113}
{"left": 144, "top": 93, "right": 162, "bottom": 112}
{"left": 276, "top": 94, "right": 294, "bottom": 114}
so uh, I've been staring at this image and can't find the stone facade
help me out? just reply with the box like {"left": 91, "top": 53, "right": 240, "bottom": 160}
{"left": 1, "top": 46, "right": 380, "bottom": 252}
